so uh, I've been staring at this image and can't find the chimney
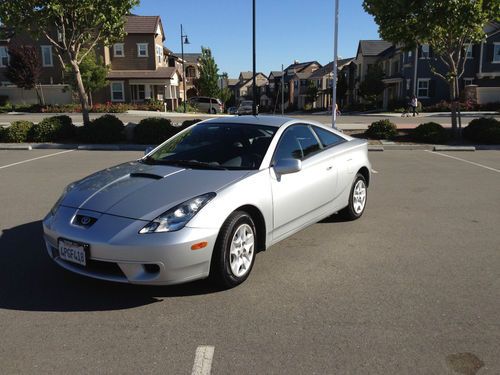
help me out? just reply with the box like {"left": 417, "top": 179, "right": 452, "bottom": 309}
{"left": 294, "top": 60, "right": 300, "bottom": 65}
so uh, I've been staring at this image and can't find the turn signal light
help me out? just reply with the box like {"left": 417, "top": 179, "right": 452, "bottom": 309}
{"left": 191, "top": 242, "right": 208, "bottom": 250}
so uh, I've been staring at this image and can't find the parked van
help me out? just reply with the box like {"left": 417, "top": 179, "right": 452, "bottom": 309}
{"left": 189, "top": 96, "right": 223, "bottom": 114}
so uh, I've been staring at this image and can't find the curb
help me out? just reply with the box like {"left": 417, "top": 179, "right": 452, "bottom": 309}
{"left": 368, "top": 146, "right": 384, "bottom": 152}
{"left": 433, "top": 146, "right": 476, "bottom": 152}
{"left": 0, "top": 144, "right": 32, "bottom": 150}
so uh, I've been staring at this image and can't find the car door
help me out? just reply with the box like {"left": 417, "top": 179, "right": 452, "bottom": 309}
{"left": 270, "top": 124, "right": 338, "bottom": 241}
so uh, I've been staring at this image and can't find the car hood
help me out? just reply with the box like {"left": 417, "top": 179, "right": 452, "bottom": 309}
{"left": 60, "top": 161, "right": 251, "bottom": 221}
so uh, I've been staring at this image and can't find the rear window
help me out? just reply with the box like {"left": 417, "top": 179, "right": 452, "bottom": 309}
{"left": 199, "top": 97, "right": 210, "bottom": 103}
{"left": 312, "top": 126, "right": 345, "bottom": 148}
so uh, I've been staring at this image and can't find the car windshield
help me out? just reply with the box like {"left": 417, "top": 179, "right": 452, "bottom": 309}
{"left": 240, "top": 101, "right": 253, "bottom": 106}
{"left": 142, "top": 122, "right": 278, "bottom": 170}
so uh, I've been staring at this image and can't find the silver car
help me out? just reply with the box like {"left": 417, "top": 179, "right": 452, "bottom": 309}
{"left": 237, "top": 100, "right": 257, "bottom": 115}
{"left": 43, "top": 116, "right": 371, "bottom": 288}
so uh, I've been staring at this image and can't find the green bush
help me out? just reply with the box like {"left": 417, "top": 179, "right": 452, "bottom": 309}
{"left": 0, "top": 126, "right": 6, "bottom": 141}
{"left": 0, "top": 95, "right": 8, "bottom": 106}
{"left": 180, "top": 119, "right": 202, "bottom": 130}
{"left": 30, "top": 115, "right": 75, "bottom": 142}
{"left": 4, "top": 121, "right": 34, "bottom": 143}
{"left": 411, "top": 122, "right": 448, "bottom": 144}
{"left": 78, "top": 114, "right": 124, "bottom": 143}
{"left": 175, "top": 102, "right": 198, "bottom": 113}
{"left": 463, "top": 117, "right": 500, "bottom": 144}
{"left": 133, "top": 117, "right": 177, "bottom": 144}
{"left": 365, "top": 119, "right": 398, "bottom": 139}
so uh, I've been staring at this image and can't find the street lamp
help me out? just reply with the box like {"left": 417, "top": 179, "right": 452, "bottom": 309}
{"left": 331, "top": 0, "right": 339, "bottom": 128}
{"left": 181, "top": 24, "right": 190, "bottom": 113}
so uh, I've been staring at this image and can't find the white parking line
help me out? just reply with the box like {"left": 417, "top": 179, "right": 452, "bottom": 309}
{"left": 426, "top": 150, "right": 500, "bottom": 174}
{"left": 191, "top": 346, "right": 214, "bottom": 375}
{"left": 0, "top": 149, "right": 75, "bottom": 170}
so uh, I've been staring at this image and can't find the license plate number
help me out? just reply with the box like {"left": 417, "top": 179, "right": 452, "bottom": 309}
{"left": 58, "top": 239, "right": 87, "bottom": 266}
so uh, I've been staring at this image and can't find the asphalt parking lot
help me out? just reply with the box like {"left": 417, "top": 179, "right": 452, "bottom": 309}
{"left": 0, "top": 149, "right": 499, "bottom": 374}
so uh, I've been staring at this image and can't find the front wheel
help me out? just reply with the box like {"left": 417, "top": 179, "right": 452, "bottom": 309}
{"left": 340, "top": 173, "right": 367, "bottom": 220}
{"left": 210, "top": 211, "right": 257, "bottom": 288}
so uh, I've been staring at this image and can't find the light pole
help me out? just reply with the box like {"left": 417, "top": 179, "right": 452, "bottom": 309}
{"left": 180, "top": 24, "right": 190, "bottom": 113}
{"left": 252, "top": 0, "right": 257, "bottom": 116}
{"left": 331, "top": 0, "right": 339, "bottom": 128}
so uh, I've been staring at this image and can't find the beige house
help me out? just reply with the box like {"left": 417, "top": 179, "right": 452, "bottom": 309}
{"left": 233, "top": 71, "right": 269, "bottom": 103}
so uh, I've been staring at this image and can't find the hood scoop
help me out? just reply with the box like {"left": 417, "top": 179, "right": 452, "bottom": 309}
{"left": 129, "top": 172, "right": 164, "bottom": 180}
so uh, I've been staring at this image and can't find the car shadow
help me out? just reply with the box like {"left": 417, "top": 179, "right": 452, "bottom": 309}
{"left": 318, "top": 213, "right": 346, "bottom": 224}
{"left": 0, "top": 221, "right": 223, "bottom": 312}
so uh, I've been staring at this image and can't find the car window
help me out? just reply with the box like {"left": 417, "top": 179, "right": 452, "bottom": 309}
{"left": 312, "top": 126, "right": 345, "bottom": 148}
{"left": 200, "top": 98, "right": 210, "bottom": 103}
{"left": 274, "top": 125, "right": 321, "bottom": 161}
{"left": 210, "top": 99, "right": 218, "bottom": 104}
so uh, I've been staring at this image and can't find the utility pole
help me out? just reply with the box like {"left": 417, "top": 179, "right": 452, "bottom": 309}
{"left": 281, "top": 64, "right": 284, "bottom": 116}
{"left": 331, "top": 0, "right": 339, "bottom": 128}
{"left": 252, "top": 0, "right": 257, "bottom": 116}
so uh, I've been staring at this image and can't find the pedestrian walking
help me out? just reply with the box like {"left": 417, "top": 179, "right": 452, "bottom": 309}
{"left": 411, "top": 95, "right": 419, "bottom": 116}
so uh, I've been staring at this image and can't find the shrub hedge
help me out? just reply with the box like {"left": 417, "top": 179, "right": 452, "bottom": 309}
{"left": 179, "top": 119, "right": 202, "bottom": 130}
{"left": 365, "top": 119, "right": 398, "bottom": 139}
{"left": 30, "top": 115, "right": 75, "bottom": 142}
{"left": 411, "top": 122, "right": 448, "bottom": 144}
{"left": 78, "top": 114, "right": 124, "bottom": 143}
{"left": 4, "top": 121, "right": 34, "bottom": 143}
{"left": 462, "top": 117, "right": 500, "bottom": 144}
{"left": 133, "top": 117, "right": 177, "bottom": 144}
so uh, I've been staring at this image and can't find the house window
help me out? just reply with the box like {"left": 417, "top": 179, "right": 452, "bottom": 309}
{"left": 111, "top": 81, "right": 124, "bottom": 102}
{"left": 0, "top": 47, "right": 9, "bottom": 67}
{"left": 186, "top": 66, "right": 196, "bottom": 78}
{"left": 300, "top": 79, "right": 307, "bottom": 87}
{"left": 156, "top": 45, "right": 163, "bottom": 63}
{"left": 465, "top": 44, "right": 473, "bottom": 59}
{"left": 317, "top": 79, "right": 322, "bottom": 87}
{"left": 294, "top": 80, "right": 298, "bottom": 89}
{"left": 114, "top": 43, "right": 124, "bottom": 57}
{"left": 406, "top": 79, "right": 411, "bottom": 91}
{"left": 41, "top": 45, "right": 53, "bottom": 67}
{"left": 493, "top": 43, "right": 500, "bottom": 63}
{"left": 417, "top": 79, "right": 430, "bottom": 98}
{"left": 421, "top": 44, "right": 430, "bottom": 59}
{"left": 137, "top": 43, "right": 148, "bottom": 57}
{"left": 464, "top": 78, "right": 474, "bottom": 86}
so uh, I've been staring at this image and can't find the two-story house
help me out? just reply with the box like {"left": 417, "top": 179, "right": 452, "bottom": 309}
{"left": 96, "top": 15, "right": 182, "bottom": 110}
{"left": 284, "top": 60, "right": 321, "bottom": 109}
{"left": 353, "top": 22, "right": 500, "bottom": 109}
{"left": 233, "top": 71, "right": 269, "bottom": 104}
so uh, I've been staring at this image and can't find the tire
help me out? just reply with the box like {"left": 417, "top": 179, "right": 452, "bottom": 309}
{"left": 210, "top": 108, "right": 216, "bottom": 114}
{"left": 340, "top": 173, "right": 367, "bottom": 221}
{"left": 210, "top": 211, "right": 257, "bottom": 288}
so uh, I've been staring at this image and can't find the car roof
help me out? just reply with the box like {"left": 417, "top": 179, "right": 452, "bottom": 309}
{"left": 203, "top": 115, "right": 297, "bottom": 128}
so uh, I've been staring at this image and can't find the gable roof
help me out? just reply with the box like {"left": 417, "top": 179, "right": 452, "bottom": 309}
{"left": 227, "top": 79, "right": 239, "bottom": 87}
{"left": 125, "top": 15, "right": 161, "bottom": 34}
{"left": 239, "top": 71, "right": 254, "bottom": 80}
{"left": 284, "top": 60, "right": 321, "bottom": 73}
{"left": 181, "top": 53, "right": 201, "bottom": 64}
{"left": 358, "top": 40, "right": 393, "bottom": 57}
{"left": 269, "top": 71, "right": 284, "bottom": 79}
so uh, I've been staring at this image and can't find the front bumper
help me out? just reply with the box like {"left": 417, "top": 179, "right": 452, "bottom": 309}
{"left": 43, "top": 206, "right": 219, "bottom": 285}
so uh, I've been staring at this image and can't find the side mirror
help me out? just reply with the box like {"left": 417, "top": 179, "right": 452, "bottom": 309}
{"left": 144, "top": 146, "right": 154, "bottom": 156}
{"left": 273, "top": 158, "right": 302, "bottom": 175}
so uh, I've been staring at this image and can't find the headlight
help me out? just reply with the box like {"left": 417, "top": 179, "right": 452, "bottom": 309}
{"left": 139, "top": 193, "right": 216, "bottom": 234}
{"left": 50, "top": 183, "right": 75, "bottom": 216}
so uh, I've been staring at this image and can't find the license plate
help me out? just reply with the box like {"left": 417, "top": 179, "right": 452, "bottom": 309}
{"left": 58, "top": 239, "right": 88, "bottom": 266}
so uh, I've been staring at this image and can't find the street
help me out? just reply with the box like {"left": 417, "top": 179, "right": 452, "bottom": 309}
{"left": 0, "top": 149, "right": 499, "bottom": 374}
{"left": 0, "top": 111, "right": 499, "bottom": 130}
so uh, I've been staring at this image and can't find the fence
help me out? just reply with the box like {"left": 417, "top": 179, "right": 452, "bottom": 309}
{"left": 0, "top": 85, "right": 74, "bottom": 105}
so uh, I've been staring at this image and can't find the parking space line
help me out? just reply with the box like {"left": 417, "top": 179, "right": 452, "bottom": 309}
{"left": 426, "top": 150, "right": 500, "bottom": 173}
{"left": 191, "top": 346, "right": 214, "bottom": 375}
{"left": 0, "top": 149, "right": 75, "bottom": 170}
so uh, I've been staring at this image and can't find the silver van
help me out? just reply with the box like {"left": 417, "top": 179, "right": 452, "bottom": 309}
{"left": 189, "top": 96, "right": 223, "bottom": 114}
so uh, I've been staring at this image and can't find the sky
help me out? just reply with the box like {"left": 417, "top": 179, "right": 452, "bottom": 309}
{"left": 133, "top": 0, "right": 381, "bottom": 78}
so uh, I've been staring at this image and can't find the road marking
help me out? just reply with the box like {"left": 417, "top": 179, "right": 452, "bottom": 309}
{"left": 191, "top": 346, "right": 214, "bottom": 375}
{"left": 371, "top": 169, "right": 379, "bottom": 174}
{"left": 426, "top": 150, "right": 500, "bottom": 173}
{"left": 0, "top": 149, "right": 75, "bottom": 170}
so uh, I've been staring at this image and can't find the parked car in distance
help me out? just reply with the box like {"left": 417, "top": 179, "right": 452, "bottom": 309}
{"left": 43, "top": 116, "right": 371, "bottom": 288}
{"left": 227, "top": 106, "right": 238, "bottom": 115}
{"left": 237, "top": 100, "right": 258, "bottom": 115}
{"left": 189, "top": 96, "right": 223, "bottom": 114}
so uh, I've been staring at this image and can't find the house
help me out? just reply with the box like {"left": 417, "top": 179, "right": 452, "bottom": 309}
{"left": 283, "top": 60, "right": 322, "bottom": 109}
{"left": 267, "top": 71, "right": 284, "bottom": 111}
{"left": 173, "top": 52, "right": 201, "bottom": 99}
{"left": 0, "top": 15, "right": 184, "bottom": 109}
{"left": 233, "top": 71, "right": 268, "bottom": 105}
{"left": 353, "top": 22, "right": 500, "bottom": 109}
{"left": 307, "top": 58, "right": 354, "bottom": 109}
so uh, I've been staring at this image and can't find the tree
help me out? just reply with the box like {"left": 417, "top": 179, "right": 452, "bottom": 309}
{"left": 5, "top": 45, "right": 43, "bottom": 104}
{"left": 65, "top": 50, "right": 109, "bottom": 107}
{"left": 305, "top": 81, "right": 319, "bottom": 104}
{"left": 358, "top": 64, "right": 385, "bottom": 105}
{"left": 0, "top": 0, "right": 138, "bottom": 124}
{"left": 336, "top": 73, "right": 348, "bottom": 106}
{"left": 195, "top": 47, "right": 220, "bottom": 98}
{"left": 363, "top": 0, "right": 499, "bottom": 137}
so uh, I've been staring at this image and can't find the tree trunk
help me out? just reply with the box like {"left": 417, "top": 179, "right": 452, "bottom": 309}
{"left": 449, "top": 80, "right": 458, "bottom": 139}
{"left": 69, "top": 59, "right": 90, "bottom": 125}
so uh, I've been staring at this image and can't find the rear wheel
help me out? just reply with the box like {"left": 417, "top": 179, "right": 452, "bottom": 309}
{"left": 211, "top": 211, "right": 256, "bottom": 288}
{"left": 340, "top": 173, "right": 367, "bottom": 220}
